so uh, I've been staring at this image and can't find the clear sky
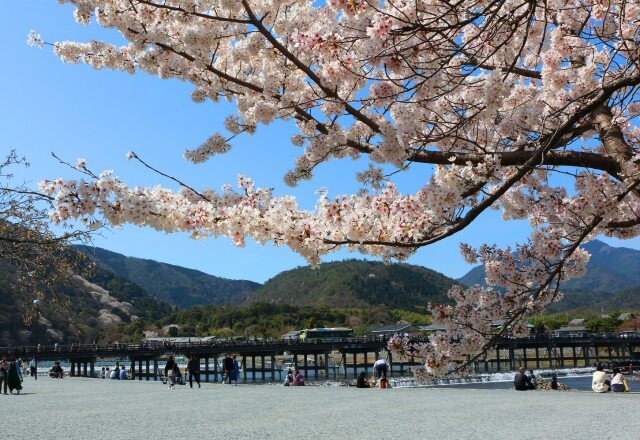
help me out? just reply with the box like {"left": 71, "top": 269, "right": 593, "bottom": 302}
{"left": 1, "top": 2, "right": 638, "bottom": 284}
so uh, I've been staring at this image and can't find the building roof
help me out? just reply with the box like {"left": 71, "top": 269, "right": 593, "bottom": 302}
{"left": 418, "top": 324, "right": 448, "bottom": 332}
{"left": 568, "top": 319, "right": 586, "bottom": 326}
{"left": 555, "top": 326, "right": 589, "bottom": 333}
{"left": 618, "top": 313, "right": 635, "bottom": 321}
{"left": 281, "top": 331, "right": 301, "bottom": 339}
{"left": 368, "top": 323, "right": 415, "bottom": 334}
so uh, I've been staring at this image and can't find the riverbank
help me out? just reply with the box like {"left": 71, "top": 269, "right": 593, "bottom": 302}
{"left": 9, "top": 376, "right": 640, "bottom": 439}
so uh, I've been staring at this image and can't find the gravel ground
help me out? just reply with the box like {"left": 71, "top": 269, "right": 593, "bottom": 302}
{"left": 6, "top": 377, "right": 640, "bottom": 440}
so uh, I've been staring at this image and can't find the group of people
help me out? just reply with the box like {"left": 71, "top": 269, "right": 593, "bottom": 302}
{"left": 283, "top": 369, "right": 305, "bottom": 386}
{"left": 0, "top": 357, "right": 24, "bottom": 394}
{"left": 592, "top": 364, "right": 629, "bottom": 393}
{"left": 356, "top": 358, "right": 391, "bottom": 388}
{"left": 513, "top": 367, "right": 538, "bottom": 391}
{"left": 164, "top": 354, "right": 208, "bottom": 389}
{"left": 100, "top": 364, "right": 128, "bottom": 380}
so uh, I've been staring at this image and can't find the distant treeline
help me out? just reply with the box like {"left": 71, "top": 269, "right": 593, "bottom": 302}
{"left": 109, "top": 303, "right": 433, "bottom": 342}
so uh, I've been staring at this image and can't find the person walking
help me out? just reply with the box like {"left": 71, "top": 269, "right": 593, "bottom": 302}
{"left": 8, "top": 358, "right": 23, "bottom": 394}
{"left": 187, "top": 355, "right": 201, "bottom": 389}
{"left": 165, "top": 355, "right": 177, "bottom": 389}
{"left": 0, "top": 357, "right": 8, "bottom": 395}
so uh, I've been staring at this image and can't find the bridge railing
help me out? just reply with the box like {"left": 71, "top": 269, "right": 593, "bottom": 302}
{"left": 2, "top": 332, "right": 639, "bottom": 358}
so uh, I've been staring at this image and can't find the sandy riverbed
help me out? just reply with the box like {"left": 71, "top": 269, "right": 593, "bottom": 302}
{"left": 7, "top": 376, "right": 640, "bottom": 439}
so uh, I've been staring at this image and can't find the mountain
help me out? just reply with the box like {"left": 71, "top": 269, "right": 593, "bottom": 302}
{"left": 76, "top": 246, "right": 261, "bottom": 308}
{"left": 458, "top": 240, "right": 640, "bottom": 311}
{"left": 248, "top": 259, "right": 458, "bottom": 311}
{"left": 0, "top": 258, "right": 172, "bottom": 346}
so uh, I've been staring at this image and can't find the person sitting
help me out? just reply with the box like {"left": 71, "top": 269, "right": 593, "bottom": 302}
{"left": 514, "top": 367, "right": 534, "bottom": 390}
{"left": 119, "top": 366, "right": 128, "bottom": 380}
{"left": 610, "top": 367, "right": 625, "bottom": 393}
{"left": 292, "top": 370, "right": 305, "bottom": 386}
{"left": 356, "top": 371, "right": 370, "bottom": 388}
{"left": 550, "top": 374, "right": 558, "bottom": 390}
{"left": 109, "top": 368, "right": 118, "bottom": 380}
{"left": 283, "top": 369, "right": 293, "bottom": 386}
{"left": 49, "top": 362, "right": 64, "bottom": 379}
{"left": 173, "top": 365, "right": 183, "bottom": 385}
{"left": 592, "top": 364, "right": 610, "bottom": 393}
{"left": 100, "top": 367, "right": 106, "bottom": 379}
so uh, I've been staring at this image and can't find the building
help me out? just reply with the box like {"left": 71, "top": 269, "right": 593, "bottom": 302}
{"left": 554, "top": 326, "right": 589, "bottom": 337}
{"left": 367, "top": 323, "right": 416, "bottom": 337}
{"left": 281, "top": 330, "right": 301, "bottom": 340}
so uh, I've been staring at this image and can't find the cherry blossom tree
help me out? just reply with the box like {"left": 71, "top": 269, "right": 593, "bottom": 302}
{"left": 31, "top": 0, "right": 640, "bottom": 378}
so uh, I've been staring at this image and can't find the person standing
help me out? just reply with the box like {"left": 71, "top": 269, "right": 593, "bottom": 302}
{"left": 165, "top": 355, "right": 177, "bottom": 389}
{"left": 232, "top": 356, "right": 240, "bottom": 386}
{"left": 0, "top": 357, "right": 8, "bottom": 395}
{"left": 15, "top": 359, "right": 23, "bottom": 383}
{"left": 373, "top": 358, "right": 388, "bottom": 379}
{"left": 119, "top": 366, "right": 128, "bottom": 380}
{"left": 592, "top": 364, "right": 610, "bottom": 393}
{"left": 187, "top": 355, "right": 201, "bottom": 389}
{"left": 29, "top": 358, "right": 36, "bottom": 378}
{"left": 222, "top": 354, "right": 234, "bottom": 385}
{"left": 8, "top": 358, "right": 22, "bottom": 394}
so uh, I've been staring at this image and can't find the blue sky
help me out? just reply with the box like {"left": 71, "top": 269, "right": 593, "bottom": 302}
{"left": 1, "top": 2, "right": 638, "bottom": 283}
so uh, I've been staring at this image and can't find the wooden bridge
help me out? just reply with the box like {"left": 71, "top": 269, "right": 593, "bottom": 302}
{"left": 2, "top": 334, "right": 639, "bottom": 381}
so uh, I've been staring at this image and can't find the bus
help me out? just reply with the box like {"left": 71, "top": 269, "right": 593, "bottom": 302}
{"left": 299, "top": 328, "right": 353, "bottom": 342}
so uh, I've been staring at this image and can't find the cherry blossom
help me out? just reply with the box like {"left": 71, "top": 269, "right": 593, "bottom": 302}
{"left": 32, "top": 0, "right": 640, "bottom": 378}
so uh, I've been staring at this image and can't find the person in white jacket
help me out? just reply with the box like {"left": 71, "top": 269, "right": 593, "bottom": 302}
{"left": 592, "top": 364, "right": 610, "bottom": 393}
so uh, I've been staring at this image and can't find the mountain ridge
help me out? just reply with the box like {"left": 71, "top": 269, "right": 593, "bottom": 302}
{"left": 248, "top": 259, "right": 458, "bottom": 311}
{"left": 76, "top": 245, "right": 261, "bottom": 308}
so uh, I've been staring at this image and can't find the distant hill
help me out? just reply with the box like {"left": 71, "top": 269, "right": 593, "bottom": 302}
{"left": 76, "top": 246, "right": 260, "bottom": 308}
{"left": 458, "top": 240, "right": 640, "bottom": 311}
{"left": 0, "top": 258, "right": 172, "bottom": 346}
{"left": 248, "top": 260, "right": 458, "bottom": 311}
